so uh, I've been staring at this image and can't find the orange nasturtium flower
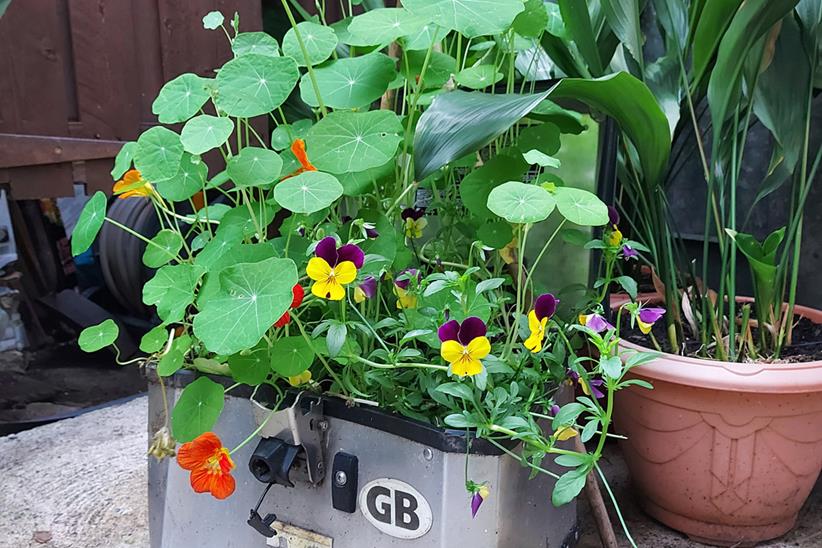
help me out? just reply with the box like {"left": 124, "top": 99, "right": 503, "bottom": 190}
{"left": 113, "top": 169, "right": 153, "bottom": 199}
{"left": 281, "top": 138, "right": 317, "bottom": 180}
{"left": 176, "top": 432, "right": 236, "bottom": 500}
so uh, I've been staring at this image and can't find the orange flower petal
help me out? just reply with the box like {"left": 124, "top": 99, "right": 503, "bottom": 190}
{"left": 290, "top": 139, "right": 316, "bottom": 172}
{"left": 176, "top": 432, "right": 223, "bottom": 470}
{"left": 209, "top": 471, "right": 236, "bottom": 499}
{"left": 189, "top": 467, "right": 213, "bottom": 494}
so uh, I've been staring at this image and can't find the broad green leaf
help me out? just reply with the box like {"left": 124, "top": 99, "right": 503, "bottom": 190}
{"left": 454, "top": 65, "right": 503, "bottom": 89}
{"left": 71, "top": 191, "right": 107, "bottom": 256}
{"left": 552, "top": 468, "right": 588, "bottom": 506}
{"left": 548, "top": 73, "right": 670, "bottom": 185}
{"left": 299, "top": 52, "right": 396, "bottom": 110}
{"left": 404, "top": 0, "right": 524, "bottom": 38}
{"left": 158, "top": 348, "right": 184, "bottom": 377}
{"left": 515, "top": 123, "right": 561, "bottom": 155}
{"left": 143, "top": 229, "right": 184, "bottom": 268}
{"left": 202, "top": 11, "right": 224, "bottom": 30}
{"left": 215, "top": 54, "right": 299, "bottom": 117}
{"left": 227, "top": 146, "right": 283, "bottom": 187}
{"left": 152, "top": 73, "right": 211, "bottom": 124}
{"left": 271, "top": 336, "right": 316, "bottom": 377}
{"left": 232, "top": 32, "right": 280, "bottom": 57}
{"left": 228, "top": 344, "right": 271, "bottom": 385}
{"left": 557, "top": 0, "right": 603, "bottom": 74}
{"left": 143, "top": 264, "right": 206, "bottom": 324}
{"left": 523, "top": 149, "right": 560, "bottom": 168}
{"left": 171, "top": 377, "right": 225, "bottom": 443}
{"left": 400, "top": 50, "right": 456, "bottom": 88}
{"left": 414, "top": 90, "right": 550, "bottom": 180}
{"left": 180, "top": 115, "right": 234, "bottom": 155}
{"left": 691, "top": 0, "right": 744, "bottom": 88}
{"left": 154, "top": 153, "right": 207, "bottom": 202}
{"left": 402, "top": 21, "right": 441, "bottom": 50}
{"left": 111, "top": 142, "right": 137, "bottom": 179}
{"left": 460, "top": 152, "right": 529, "bottom": 219}
{"left": 346, "top": 8, "right": 429, "bottom": 46}
{"left": 477, "top": 221, "right": 514, "bottom": 249}
{"left": 135, "top": 126, "right": 184, "bottom": 183}
{"left": 513, "top": 0, "right": 549, "bottom": 38}
{"left": 601, "top": 0, "right": 643, "bottom": 65}
{"left": 553, "top": 187, "right": 608, "bottom": 226}
{"left": 305, "top": 110, "right": 403, "bottom": 173}
{"left": 707, "top": 0, "right": 799, "bottom": 134}
{"left": 487, "top": 182, "right": 556, "bottom": 224}
{"left": 193, "top": 258, "right": 298, "bottom": 355}
{"left": 337, "top": 160, "right": 394, "bottom": 196}
{"left": 78, "top": 319, "right": 119, "bottom": 352}
{"left": 282, "top": 21, "right": 338, "bottom": 67}
{"left": 197, "top": 242, "right": 279, "bottom": 306}
{"left": 270, "top": 119, "right": 313, "bottom": 150}
{"left": 140, "top": 325, "right": 168, "bottom": 354}
{"left": 273, "top": 171, "right": 343, "bottom": 214}
{"left": 326, "top": 322, "right": 347, "bottom": 357}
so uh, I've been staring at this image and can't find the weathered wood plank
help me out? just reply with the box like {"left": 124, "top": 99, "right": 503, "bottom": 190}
{"left": 0, "top": 134, "right": 124, "bottom": 168}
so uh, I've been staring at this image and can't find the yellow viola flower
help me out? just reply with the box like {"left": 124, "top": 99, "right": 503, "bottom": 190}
{"left": 438, "top": 317, "right": 491, "bottom": 377}
{"left": 306, "top": 237, "right": 363, "bottom": 301}
{"left": 523, "top": 293, "right": 558, "bottom": 353}
{"left": 288, "top": 370, "right": 312, "bottom": 387}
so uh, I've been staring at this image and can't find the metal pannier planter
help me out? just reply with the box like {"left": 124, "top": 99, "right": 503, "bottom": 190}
{"left": 149, "top": 373, "right": 578, "bottom": 547}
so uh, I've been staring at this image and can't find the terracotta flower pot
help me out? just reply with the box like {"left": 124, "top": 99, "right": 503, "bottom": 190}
{"left": 614, "top": 302, "right": 822, "bottom": 546}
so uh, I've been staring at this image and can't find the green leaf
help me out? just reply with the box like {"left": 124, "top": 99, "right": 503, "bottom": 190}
{"left": 134, "top": 126, "right": 184, "bottom": 183}
{"left": 202, "top": 11, "right": 224, "bottom": 30}
{"left": 691, "top": 0, "right": 743, "bottom": 87}
{"left": 143, "top": 264, "right": 206, "bottom": 324}
{"left": 299, "top": 52, "right": 396, "bottom": 110}
{"left": 523, "top": 149, "right": 561, "bottom": 168}
{"left": 78, "top": 319, "right": 119, "bottom": 352}
{"left": 337, "top": 160, "right": 394, "bottom": 196}
{"left": 193, "top": 258, "right": 298, "bottom": 355}
{"left": 346, "top": 8, "right": 429, "bottom": 46}
{"left": 404, "top": 0, "right": 525, "bottom": 38}
{"left": 552, "top": 468, "right": 588, "bottom": 506}
{"left": 444, "top": 413, "right": 474, "bottom": 428}
{"left": 581, "top": 419, "right": 599, "bottom": 442}
{"left": 615, "top": 275, "right": 638, "bottom": 300}
{"left": 557, "top": 0, "right": 603, "bottom": 74}
{"left": 282, "top": 21, "right": 338, "bottom": 67}
{"left": 158, "top": 348, "right": 184, "bottom": 377}
{"left": 152, "top": 73, "right": 211, "bottom": 124}
{"left": 71, "top": 191, "right": 107, "bottom": 256}
{"left": 271, "top": 119, "right": 313, "bottom": 151}
{"left": 142, "top": 229, "right": 184, "bottom": 268}
{"left": 487, "top": 182, "right": 556, "bottom": 224}
{"left": 513, "top": 0, "right": 549, "bottom": 38}
{"left": 232, "top": 32, "right": 280, "bottom": 57}
{"left": 548, "top": 74, "right": 670, "bottom": 185}
{"left": 601, "top": 0, "right": 643, "bottom": 65}
{"left": 460, "top": 152, "right": 529, "bottom": 219}
{"left": 111, "top": 142, "right": 138, "bottom": 179}
{"left": 305, "top": 110, "right": 403, "bottom": 173}
{"left": 171, "top": 377, "right": 225, "bottom": 443}
{"left": 600, "top": 355, "right": 623, "bottom": 379}
{"left": 273, "top": 171, "right": 343, "bottom": 214}
{"left": 228, "top": 344, "right": 271, "bottom": 385}
{"left": 414, "top": 90, "right": 550, "bottom": 180}
{"left": 154, "top": 153, "right": 207, "bottom": 202}
{"left": 326, "top": 322, "right": 347, "bottom": 358}
{"left": 227, "top": 147, "right": 283, "bottom": 187}
{"left": 436, "top": 382, "right": 475, "bottom": 401}
{"left": 140, "top": 325, "right": 168, "bottom": 354}
{"left": 552, "top": 402, "right": 585, "bottom": 428}
{"left": 477, "top": 221, "right": 514, "bottom": 249}
{"left": 553, "top": 187, "right": 608, "bottom": 226}
{"left": 270, "top": 336, "right": 316, "bottom": 377}
{"left": 400, "top": 50, "right": 456, "bottom": 88}
{"left": 454, "top": 65, "right": 503, "bottom": 89}
{"left": 215, "top": 54, "right": 299, "bottom": 117}
{"left": 180, "top": 115, "right": 234, "bottom": 155}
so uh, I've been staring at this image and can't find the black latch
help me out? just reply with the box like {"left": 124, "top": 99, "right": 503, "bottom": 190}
{"left": 331, "top": 451, "right": 358, "bottom": 513}
{"left": 247, "top": 483, "right": 277, "bottom": 538}
{"left": 249, "top": 437, "right": 302, "bottom": 487}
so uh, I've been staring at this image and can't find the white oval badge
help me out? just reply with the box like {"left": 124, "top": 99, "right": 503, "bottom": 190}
{"left": 358, "top": 478, "right": 433, "bottom": 539}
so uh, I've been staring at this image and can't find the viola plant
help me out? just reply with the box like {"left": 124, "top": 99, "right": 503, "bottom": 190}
{"left": 68, "top": 4, "right": 661, "bottom": 544}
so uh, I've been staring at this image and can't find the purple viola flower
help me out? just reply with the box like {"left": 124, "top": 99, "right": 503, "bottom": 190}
{"left": 314, "top": 236, "right": 365, "bottom": 269}
{"left": 307, "top": 237, "right": 365, "bottom": 301}
{"left": 637, "top": 307, "right": 666, "bottom": 334}
{"left": 354, "top": 276, "right": 377, "bottom": 304}
{"left": 438, "top": 316, "right": 487, "bottom": 345}
{"left": 525, "top": 293, "right": 559, "bottom": 353}
{"left": 579, "top": 313, "right": 614, "bottom": 333}
{"left": 401, "top": 207, "right": 425, "bottom": 221}
{"left": 607, "top": 205, "right": 620, "bottom": 227}
{"left": 439, "top": 317, "right": 491, "bottom": 377}
{"left": 534, "top": 293, "right": 558, "bottom": 320}
{"left": 622, "top": 245, "right": 638, "bottom": 259}
{"left": 401, "top": 207, "right": 427, "bottom": 239}
{"left": 470, "top": 485, "right": 490, "bottom": 518}
{"left": 569, "top": 371, "right": 605, "bottom": 399}
{"left": 550, "top": 404, "right": 561, "bottom": 417}
{"left": 364, "top": 225, "right": 379, "bottom": 239}
{"left": 393, "top": 268, "right": 420, "bottom": 291}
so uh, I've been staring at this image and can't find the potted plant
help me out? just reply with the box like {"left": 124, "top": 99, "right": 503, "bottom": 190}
{"left": 69, "top": 3, "right": 664, "bottom": 547}
{"left": 540, "top": 0, "right": 822, "bottom": 544}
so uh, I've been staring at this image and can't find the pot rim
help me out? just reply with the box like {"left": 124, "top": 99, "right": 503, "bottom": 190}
{"left": 615, "top": 298, "right": 822, "bottom": 393}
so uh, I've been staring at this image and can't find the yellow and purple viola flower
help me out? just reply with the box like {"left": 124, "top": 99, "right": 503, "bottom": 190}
{"left": 470, "top": 484, "right": 490, "bottom": 518}
{"left": 394, "top": 268, "right": 420, "bottom": 309}
{"left": 401, "top": 207, "right": 428, "bottom": 239}
{"left": 438, "top": 317, "right": 491, "bottom": 377}
{"left": 637, "top": 306, "right": 665, "bottom": 334}
{"left": 578, "top": 313, "right": 614, "bottom": 333}
{"left": 353, "top": 276, "right": 378, "bottom": 304}
{"left": 306, "top": 237, "right": 364, "bottom": 301}
{"left": 524, "top": 293, "right": 558, "bottom": 353}
{"left": 568, "top": 370, "right": 605, "bottom": 399}
{"left": 622, "top": 245, "right": 639, "bottom": 260}
{"left": 607, "top": 205, "right": 620, "bottom": 227}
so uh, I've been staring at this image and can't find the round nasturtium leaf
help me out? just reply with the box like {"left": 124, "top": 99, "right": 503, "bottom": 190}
{"left": 180, "top": 115, "right": 234, "bottom": 155}
{"left": 215, "top": 54, "right": 299, "bottom": 117}
{"left": 523, "top": 149, "right": 561, "bottom": 168}
{"left": 232, "top": 32, "right": 280, "bottom": 57}
{"left": 140, "top": 325, "right": 168, "bottom": 354}
{"left": 273, "top": 171, "right": 343, "bottom": 214}
{"left": 403, "top": 21, "right": 441, "bottom": 50}
{"left": 111, "top": 142, "right": 137, "bottom": 180}
{"left": 228, "top": 344, "right": 271, "bottom": 385}
{"left": 400, "top": 50, "right": 456, "bottom": 88}
{"left": 158, "top": 348, "right": 184, "bottom": 377}
{"left": 202, "top": 11, "right": 224, "bottom": 30}
{"left": 345, "top": 8, "right": 429, "bottom": 46}
{"left": 226, "top": 146, "right": 282, "bottom": 187}
{"left": 78, "top": 319, "right": 119, "bottom": 352}
{"left": 553, "top": 187, "right": 609, "bottom": 226}
{"left": 455, "top": 65, "right": 503, "bottom": 89}
{"left": 487, "top": 181, "right": 556, "bottom": 224}
{"left": 404, "top": 0, "right": 524, "bottom": 38}
{"left": 305, "top": 110, "right": 403, "bottom": 173}
{"left": 336, "top": 160, "right": 394, "bottom": 196}
{"left": 282, "top": 21, "right": 338, "bottom": 67}
{"left": 513, "top": 0, "right": 549, "bottom": 38}
{"left": 142, "top": 229, "right": 184, "bottom": 268}
{"left": 134, "top": 126, "right": 184, "bottom": 183}
{"left": 270, "top": 336, "right": 315, "bottom": 377}
{"left": 171, "top": 377, "right": 225, "bottom": 443}
{"left": 270, "top": 119, "right": 313, "bottom": 151}
{"left": 142, "top": 264, "right": 206, "bottom": 324}
{"left": 152, "top": 73, "right": 211, "bottom": 124}
{"left": 154, "top": 153, "right": 207, "bottom": 202}
{"left": 299, "top": 52, "right": 396, "bottom": 110}
{"left": 71, "top": 191, "right": 107, "bottom": 256}
{"left": 477, "top": 221, "right": 514, "bottom": 249}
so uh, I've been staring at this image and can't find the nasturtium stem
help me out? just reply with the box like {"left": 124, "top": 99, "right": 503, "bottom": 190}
{"left": 229, "top": 398, "right": 284, "bottom": 456}
{"left": 279, "top": 0, "right": 327, "bottom": 117}
{"left": 104, "top": 217, "right": 182, "bottom": 260}
{"left": 354, "top": 355, "right": 448, "bottom": 372}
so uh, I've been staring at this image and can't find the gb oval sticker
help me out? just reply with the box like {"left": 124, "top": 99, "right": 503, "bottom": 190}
{"left": 359, "top": 478, "right": 433, "bottom": 539}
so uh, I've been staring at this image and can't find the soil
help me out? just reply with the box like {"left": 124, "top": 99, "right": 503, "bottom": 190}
{"left": 0, "top": 342, "right": 146, "bottom": 434}
{"left": 623, "top": 315, "right": 822, "bottom": 363}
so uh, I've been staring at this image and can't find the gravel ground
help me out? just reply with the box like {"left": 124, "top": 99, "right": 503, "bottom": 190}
{"left": 0, "top": 397, "right": 148, "bottom": 548}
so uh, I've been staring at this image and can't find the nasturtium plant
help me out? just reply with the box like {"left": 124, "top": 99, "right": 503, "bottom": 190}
{"left": 78, "top": 319, "right": 119, "bottom": 352}
{"left": 299, "top": 53, "right": 397, "bottom": 109}
{"left": 282, "top": 22, "right": 338, "bottom": 66}
{"left": 134, "top": 127, "right": 184, "bottom": 183}
{"left": 152, "top": 73, "right": 211, "bottom": 124}
{"left": 305, "top": 110, "right": 403, "bottom": 173}
{"left": 215, "top": 54, "right": 299, "bottom": 117}
{"left": 232, "top": 32, "right": 281, "bottom": 57}
{"left": 227, "top": 147, "right": 283, "bottom": 187}
{"left": 181, "top": 115, "right": 234, "bottom": 155}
